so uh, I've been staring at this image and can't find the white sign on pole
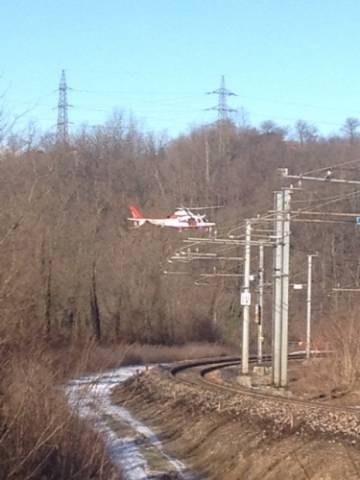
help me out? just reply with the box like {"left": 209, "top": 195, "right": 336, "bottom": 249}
{"left": 241, "top": 291, "right": 251, "bottom": 306}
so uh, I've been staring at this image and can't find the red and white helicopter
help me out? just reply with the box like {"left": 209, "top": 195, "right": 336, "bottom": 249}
{"left": 128, "top": 205, "right": 216, "bottom": 231}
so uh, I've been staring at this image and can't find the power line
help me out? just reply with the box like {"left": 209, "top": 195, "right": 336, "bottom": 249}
{"left": 72, "top": 87, "right": 199, "bottom": 98}
{"left": 250, "top": 112, "right": 344, "bottom": 128}
{"left": 69, "top": 86, "right": 359, "bottom": 116}
{"left": 3, "top": 90, "right": 354, "bottom": 131}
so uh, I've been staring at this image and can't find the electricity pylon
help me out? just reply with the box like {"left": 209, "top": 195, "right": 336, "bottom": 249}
{"left": 206, "top": 75, "right": 237, "bottom": 122}
{"left": 57, "top": 70, "right": 70, "bottom": 143}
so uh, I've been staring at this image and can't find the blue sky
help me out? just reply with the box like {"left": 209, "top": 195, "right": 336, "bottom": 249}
{"left": 1, "top": 0, "right": 360, "bottom": 137}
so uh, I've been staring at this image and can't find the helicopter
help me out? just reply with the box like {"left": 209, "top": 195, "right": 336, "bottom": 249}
{"left": 128, "top": 205, "right": 217, "bottom": 231}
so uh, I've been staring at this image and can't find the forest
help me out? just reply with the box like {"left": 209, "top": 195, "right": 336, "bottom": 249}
{"left": 2, "top": 112, "right": 360, "bottom": 478}
{"left": 2, "top": 114, "right": 360, "bottom": 345}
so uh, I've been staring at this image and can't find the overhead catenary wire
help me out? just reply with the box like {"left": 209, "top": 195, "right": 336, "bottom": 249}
{"left": 201, "top": 182, "right": 360, "bottom": 285}
{"left": 291, "top": 190, "right": 360, "bottom": 204}
{"left": 293, "top": 190, "right": 360, "bottom": 215}
{"left": 297, "top": 157, "right": 360, "bottom": 178}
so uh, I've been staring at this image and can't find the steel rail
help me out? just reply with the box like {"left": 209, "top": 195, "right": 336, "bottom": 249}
{"left": 168, "top": 353, "right": 360, "bottom": 416}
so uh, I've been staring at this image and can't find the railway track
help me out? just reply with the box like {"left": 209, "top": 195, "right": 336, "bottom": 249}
{"left": 164, "top": 354, "right": 360, "bottom": 439}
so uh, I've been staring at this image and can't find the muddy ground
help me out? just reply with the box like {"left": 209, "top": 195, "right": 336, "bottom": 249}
{"left": 113, "top": 366, "right": 360, "bottom": 480}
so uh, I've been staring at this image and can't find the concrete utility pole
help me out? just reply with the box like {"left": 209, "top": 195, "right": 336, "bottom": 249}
{"left": 306, "top": 254, "right": 316, "bottom": 359}
{"left": 257, "top": 242, "right": 264, "bottom": 364}
{"left": 280, "top": 189, "right": 291, "bottom": 387}
{"left": 272, "top": 192, "right": 283, "bottom": 386}
{"left": 272, "top": 190, "right": 291, "bottom": 387}
{"left": 241, "top": 220, "right": 252, "bottom": 375}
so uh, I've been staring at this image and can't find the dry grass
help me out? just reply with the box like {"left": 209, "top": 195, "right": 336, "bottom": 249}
{"left": 288, "top": 310, "right": 360, "bottom": 401}
{"left": 0, "top": 339, "right": 233, "bottom": 480}
{"left": 24, "top": 340, "right": 236, "bottom": 379}
{"left": 0, "top": 345, "right": 120, "bottom": 480}
{"left": 121, "top": 342, "right": 237, "bottom": 364}
{"left": 310, "top": 310, "right": 360, "bottom": 391}
{"left": 289, "top": 357, "right": 338, "bottom": 399}
{"left": 67, "top": 341, "right": 237, "bottom": 374}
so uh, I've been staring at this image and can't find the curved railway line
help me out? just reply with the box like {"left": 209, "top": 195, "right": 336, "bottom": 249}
{"left": 164, "top": 354, "right": 360, "bottom": 439}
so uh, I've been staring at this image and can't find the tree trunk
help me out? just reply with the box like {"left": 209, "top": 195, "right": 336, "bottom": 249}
{"left": 91, "top": 261, "right": 101, "bottom": 340}
{"left": 45, "top": 258, "right": 52, "bottom": 336}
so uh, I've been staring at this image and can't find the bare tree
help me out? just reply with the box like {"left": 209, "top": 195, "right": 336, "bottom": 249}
{"left": 260, "top": 120, "right": 287, "bottom": 137}
{"left": 341, "top": 117, "right": 360, "bottom": 144}
{"left": 294, "top": 119, "right": 318, "bottom": 145}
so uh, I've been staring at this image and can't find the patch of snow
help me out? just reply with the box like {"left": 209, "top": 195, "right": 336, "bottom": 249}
{"left": 67, "top": 366, "right": 195, "bottom": 480}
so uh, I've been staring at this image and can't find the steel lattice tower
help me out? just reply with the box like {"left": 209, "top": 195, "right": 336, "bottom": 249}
{"left": 57, "top": 70, "right": 70, "bottom": 143}
{"left": 206, "top": 75, "right": 237, "bottom": 122}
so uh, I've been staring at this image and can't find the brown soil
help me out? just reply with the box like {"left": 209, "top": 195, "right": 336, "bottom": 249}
{"left": 113, "top": 368, "right": 360, "bottom": 480}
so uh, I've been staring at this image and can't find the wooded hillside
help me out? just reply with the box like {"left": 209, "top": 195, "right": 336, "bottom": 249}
{"left": 1, "top": 115, "right": 360, "bottom": 348}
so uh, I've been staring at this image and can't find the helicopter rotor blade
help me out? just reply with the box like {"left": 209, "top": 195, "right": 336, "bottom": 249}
{"left": 178, "top": 205, "right": 224, "bottom": 211}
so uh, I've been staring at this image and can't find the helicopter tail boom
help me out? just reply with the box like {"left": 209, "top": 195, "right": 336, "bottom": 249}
{"left": 128, "top": 205, "right": 146, "bottom": 227}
